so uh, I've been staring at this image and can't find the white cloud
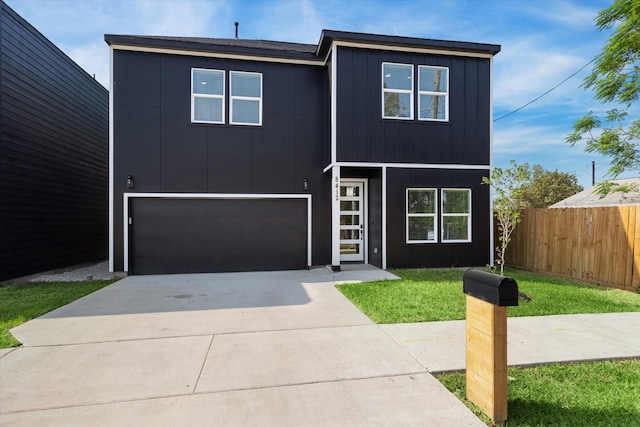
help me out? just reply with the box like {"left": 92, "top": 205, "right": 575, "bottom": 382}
{"left": 519, "top": 0, "right": 602, "bottom": 30}
{"left": 494, "top": 38, "right": 591, "bottom": 111}
{"left": 242, "top": 0, "right": 323, "bottom": 43}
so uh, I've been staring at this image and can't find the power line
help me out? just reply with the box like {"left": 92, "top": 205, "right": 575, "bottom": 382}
{"left": 494, "top": 58, "right": 597, "bottom": 122}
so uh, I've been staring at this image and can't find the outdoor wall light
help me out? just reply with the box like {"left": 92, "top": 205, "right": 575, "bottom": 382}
{"left": 303, "top": 178, "right": 309, "bottom": 191}
{"left": 127, "top": 175, "right": 134, "bottom": 189}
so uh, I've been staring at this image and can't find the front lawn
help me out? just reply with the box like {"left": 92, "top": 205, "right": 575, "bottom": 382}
{"left": 436, "top": 360, "right": 640, "bottom": 426}
{"left": 338, "top": 269, "right": 640, "bottom": 426}
{"left": 337, "top": 268, "right": 640, "bottom": 324}
{"left": 0, "top": 280, "right": 118, "bottom": 348}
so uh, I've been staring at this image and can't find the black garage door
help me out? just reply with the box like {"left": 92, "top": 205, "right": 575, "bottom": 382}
{"left": 129, "top": 198, "right": 308, "bottom": 275}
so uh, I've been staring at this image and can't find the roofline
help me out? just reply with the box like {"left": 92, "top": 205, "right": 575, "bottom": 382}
{"left": 317, "top": 29, "right": 501, "bottom": 58}
{"left": 104, "top": 34, "right": 320, "bottom": 62}
{"left": 105, "top": 30, "right": 501, "bottom": 64}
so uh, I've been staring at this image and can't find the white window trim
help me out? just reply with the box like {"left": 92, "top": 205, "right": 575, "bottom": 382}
{"left": 230, "top": 71, "right": 263, "bottom": 126}
{"left": 382, "top": 62, "right": 414, "bottom": 120}
{"left": 191, "top": 68, "right": 225, "bottom": 124}
{"left": 441, "top": 188, "right": 472, "bottom": 243}
{"left": 406, "top": 188, "right": 438, "bottom": 244}
{"left": 418, "top": 65, "right": 449, "bottom": 122}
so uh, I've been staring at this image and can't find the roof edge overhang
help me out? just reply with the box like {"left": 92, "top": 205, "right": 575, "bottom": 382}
{"left": 104, "top": 30, "right": 501, "bottom": 65}
{"left": 317, "top": 29, "right": 501, "bottom": 59}
{"left": 104, "top": 34, "right": 321, "bottom": 63}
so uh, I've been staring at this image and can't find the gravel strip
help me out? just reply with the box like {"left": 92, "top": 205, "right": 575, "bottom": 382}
{"left": 30, "top": 260, "right": 115, "bottom": 282}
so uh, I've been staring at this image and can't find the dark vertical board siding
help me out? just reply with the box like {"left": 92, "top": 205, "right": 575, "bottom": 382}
{"left": 0, "top": 4, "right": 108, "bottom": 281}
{"left": 112, "top": 51, "right": 330, "bottom": 270}
{"left": 336, "top": 47, "right": 491, "bottom": 165}
{"left": 385, "top": 168, "right": 490, "bottom": 268}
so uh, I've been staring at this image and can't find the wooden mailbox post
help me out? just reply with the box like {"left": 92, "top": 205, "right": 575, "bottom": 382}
{"left": 463, "top": 269, "right": 518, "bottom": 426}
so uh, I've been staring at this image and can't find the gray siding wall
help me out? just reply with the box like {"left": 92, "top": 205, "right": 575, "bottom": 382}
{"left": 0, "top": 3, "right": 109, "bottom": 281}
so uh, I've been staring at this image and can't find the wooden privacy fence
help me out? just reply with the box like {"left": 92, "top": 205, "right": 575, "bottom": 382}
{"left": 505, "top": 206, "right": 640, "bottom": 291}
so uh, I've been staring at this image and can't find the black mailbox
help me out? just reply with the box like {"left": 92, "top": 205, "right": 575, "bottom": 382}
{"left": 463, "top": 269, "right": 519, "bottom": 306}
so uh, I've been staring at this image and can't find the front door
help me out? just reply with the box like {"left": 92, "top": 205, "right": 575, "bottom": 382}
{"left": 340, "top": 180, "right": 365, "bottom": 262}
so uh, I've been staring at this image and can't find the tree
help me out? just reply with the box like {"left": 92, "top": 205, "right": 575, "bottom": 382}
{"left": 566, "top": 0, "right": 640, "bottom": 188}
{"left": 482, "top": 161, "right": 531, "bottom": 275}
{"left": 521, "top": 165, "right": 583, "bottom": 208}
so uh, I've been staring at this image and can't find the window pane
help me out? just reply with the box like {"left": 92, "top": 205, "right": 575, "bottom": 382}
{"left": 340, "top": 186, "right": 360, "bottom": 197}
{"left": 340, "top": 243, "right": 359, "bottom": 254}
{"left": 443, "top": 190, "right": 470, "bottom": 213}
{"left": 340, "top": 200, "right": 359, "bottom": 211}
{"left": 193, "top": 69, "right": 223, "bottom": 95}
{"left": 340, "top": 229, "right": 360, "bottom": 240}
{"left": 232, "top": 99, "right": 259, "bottom": 124}
{"left": 383, "top": 64, "right": 412, "bottom": 90}
{"left": 419, "top": 95, "right": 446, "bottom": 120}
{"left": 340, "top": 214, "right": 359, "bottom": 225}
{"left": 384, "top": 92, "right": 411, "bottom": 118}
{"left": 408, "top": 190, "right": 436, "bottom": 214}
{"left": 231, "top": 72, "right": 261, "bottom": 97}
{"left": 408, "top": 217, "right": 435, "bottom": 241}
{"left": 194, "top": 97, "right": 222, "bottom": 122}
{"left": 419, "top": 67, "right": 448, "bottom": 92}
{"left": 443, "top": 216, "right": 469, "bottom": 241}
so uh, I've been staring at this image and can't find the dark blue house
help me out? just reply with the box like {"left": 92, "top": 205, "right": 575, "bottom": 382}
{"left": 106, "top": 30, "right": 500, "bottom": 275}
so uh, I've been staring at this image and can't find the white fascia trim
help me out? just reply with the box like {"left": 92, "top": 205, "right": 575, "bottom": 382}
{"left": 331, "top": 44, "right": 337, "bottom": 164}
{"left": 108, "top": 46, "right": 114, "bottom": 273}
{"left": 331, "top": 167, "right": 341, "bottom": 267}
{"left": 110, "top": 44, "right": 324, "bottom": 67}
{"left": 122, "top": 193, "right": 312, "bottom": 272}
{"left": 336, "top": 162, "right": 490, "bottom": 170}
{"left": 382, "top": 166, "right": 387, "bottom": 269}
{"left": 332, "top": 41, "right": 494, "bottom": 59}
{"left": 324, "top": 162, "right": 490, "bottom": 173}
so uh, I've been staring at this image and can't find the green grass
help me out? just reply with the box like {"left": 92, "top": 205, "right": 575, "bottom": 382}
{"left": 336, "top": 268, "right": 640, "bottom": 324}
{"left": 0, "top": 280, "right": 118, "bottom": 348}
{"left": 436, "top": 360, "right": 640, "bottom": 426}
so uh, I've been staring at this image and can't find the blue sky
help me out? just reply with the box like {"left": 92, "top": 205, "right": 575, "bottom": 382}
{"left": 7, "top": 0, "right": 638, "bottom": 188}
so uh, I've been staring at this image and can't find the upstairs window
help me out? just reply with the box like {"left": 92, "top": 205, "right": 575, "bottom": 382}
{"left": 419, "top": 66, "right": 449, "bottom": 121}
{"left": 441, "top": 189, "right": 471, "bottom": 242}
{"left": 382, "top": 63, "right": 413, "bottom": 119}
{"left": 230, "top": 71, "right": 262, "bottom": 126}
{"left": 192, "top": 69, "right": 224, "bottom": 124}
{"left": 406, "top": 188, "right": 437, "bottom": 243}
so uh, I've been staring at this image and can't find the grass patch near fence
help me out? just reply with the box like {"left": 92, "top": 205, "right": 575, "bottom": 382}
{"left": 0, "top": 280, "right": 118, "bottom": 348}
{"left": 435, "top": 359, "right": 640, "bottom": 426}
{"left": 337, "top": 268, "right": 640, "bottom": 324}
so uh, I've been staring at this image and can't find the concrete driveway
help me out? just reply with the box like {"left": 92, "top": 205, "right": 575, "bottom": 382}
{"left": 0, "top": 266, "right": 483, "bottom": 426}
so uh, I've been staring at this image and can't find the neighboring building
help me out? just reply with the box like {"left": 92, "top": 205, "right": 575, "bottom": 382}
{"left": 550, "top": 177, "right": 640, "bottom": 208}
{"left": 0, "top": 2, "right": 109, "bottom": 282}
{"left": 106, "top": 30, "right": 500, "bottom": 275}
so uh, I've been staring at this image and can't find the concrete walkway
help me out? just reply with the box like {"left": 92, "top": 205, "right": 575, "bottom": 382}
{"left": 0, "top": 266, "right": 483, "bottom": 426}
{"left": 1, "top": 266, "right": 638, "bottom": 426}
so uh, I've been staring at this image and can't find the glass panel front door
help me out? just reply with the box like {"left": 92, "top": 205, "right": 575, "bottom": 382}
{"left": 340, "top": 181, "right": 364, "bottom": 262}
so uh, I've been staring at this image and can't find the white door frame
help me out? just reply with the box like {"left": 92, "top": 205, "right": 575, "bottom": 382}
{"left": 339, "top": 178, "right": 368, "bottom": 263}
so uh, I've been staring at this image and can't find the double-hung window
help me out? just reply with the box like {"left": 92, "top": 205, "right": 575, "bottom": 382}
{"left": 418, "top": 66, "right": 449, "bottom": 121}
{"left": 192, "top": 68, "right": 224, "bottom": 124}
{"left": 230, "top": 71, "right": 262, "bottom": 125}
{"left": 406, "top": 188, "right": 437, "bottom": 243}
{"left": 382, "top": 63, "right": 413, "bottom": 119}
{"left": 441, "top": 189, "right": 471, "bottom": 242}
